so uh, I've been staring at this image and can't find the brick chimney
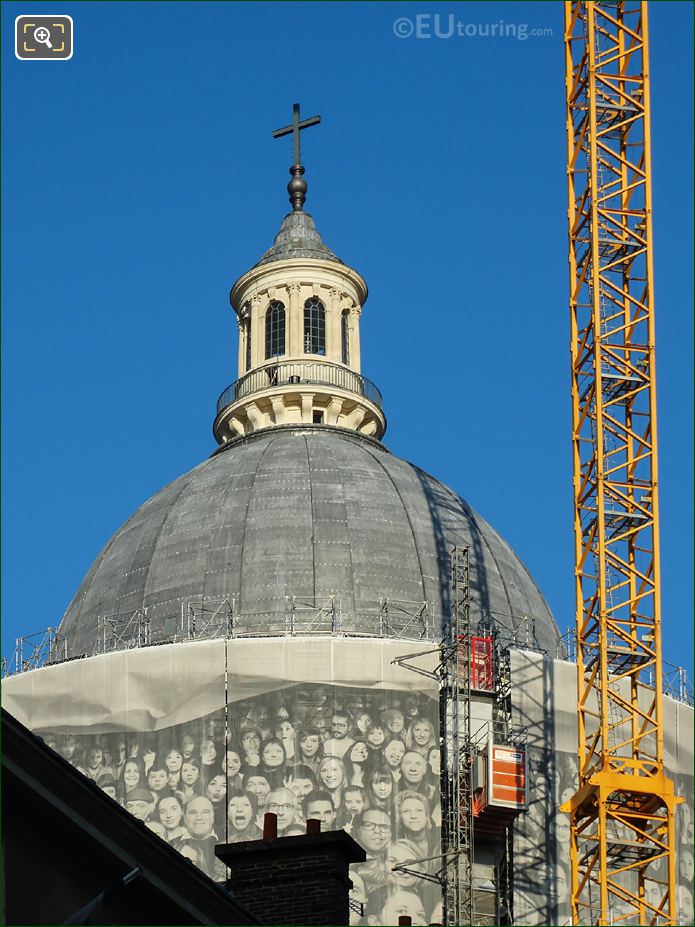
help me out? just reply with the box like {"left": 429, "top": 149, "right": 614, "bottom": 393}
{"left": 216, "top": 816, "right": 366, "bottom": 926}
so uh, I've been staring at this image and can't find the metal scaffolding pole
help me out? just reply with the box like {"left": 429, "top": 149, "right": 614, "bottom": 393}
{"left": 449, "top": 546, "right": 474, "bottom": 927}
{"left": 390, "top": 546, "right": 474, "bottom": 927}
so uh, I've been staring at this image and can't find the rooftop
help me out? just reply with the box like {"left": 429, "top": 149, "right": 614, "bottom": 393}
{"left": 254, "top": 211, "right": 343, "bottom": 267}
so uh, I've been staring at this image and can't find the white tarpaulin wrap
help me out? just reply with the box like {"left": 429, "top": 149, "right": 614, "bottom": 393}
{"left": 3, "top": 638, "right": 438, "bottom": 732}
{"left": 2, "top": 637, "right": 443, "bottom": 926}
{"left": 2, "top": 639, "right": 227, "bottom": 732}
{"left": 225, "top": 637, "right": 439, "bottom": 703}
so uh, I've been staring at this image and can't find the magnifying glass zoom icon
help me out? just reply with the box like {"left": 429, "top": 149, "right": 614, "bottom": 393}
{"left": 34, "top": 26, "right": 53, "bottom": 48}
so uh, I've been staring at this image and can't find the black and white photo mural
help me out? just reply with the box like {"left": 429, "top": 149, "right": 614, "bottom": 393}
{"left": 34, "top": 684, "right": 441, "bottom": 924}
{"left": 4, "top": 640, "right": 692, "bottom": 927}
{"left": 4, "top": 637, "right": 442, "bottom": 927}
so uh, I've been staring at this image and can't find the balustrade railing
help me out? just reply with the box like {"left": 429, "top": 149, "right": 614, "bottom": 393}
{"left": 216, "top": 360, "right": 383, "bottom": 415}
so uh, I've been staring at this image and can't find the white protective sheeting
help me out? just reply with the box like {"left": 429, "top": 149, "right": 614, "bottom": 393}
{"left": 226, "top": 637, "right": 439, "bottom": 703}
{"left": 2, "top": 639, "right": 226, "bottom": 733}
{"left": 2, "top": 637, "right": 438, "bottom": 733}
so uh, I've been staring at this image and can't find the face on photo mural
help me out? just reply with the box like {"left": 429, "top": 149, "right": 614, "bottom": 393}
{"left": 37, "top": 682, "right": 440, "bottom": 927}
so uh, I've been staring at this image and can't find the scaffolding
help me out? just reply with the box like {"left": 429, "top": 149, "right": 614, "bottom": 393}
{"left": 388, "top": 548, "right": 472, "bottom": 925}
{"left": 1, "top": 627, "right": 66, "bottom": 675}
{"left": 95, "top": 610, "right": 150, "bottom": 653}
{"left": 490, "top": 623, "right": 518, "bottom": 926}
{"left": 451, "top": 546, "right": 475, "bottom": 926}
{"left": 1, "top": 595, "right": 443, "bottom": 678}
{"left": 379, "top": 598, "right": 432, "bottom": 640}
{"left": 391, "top": 548, "right": 543, "bottom": 927}
{"left": 558, "top": 627, "right": 694, "bottom": 707}
{"left": 184, "top": 599, "right": 237, "bottom": 639}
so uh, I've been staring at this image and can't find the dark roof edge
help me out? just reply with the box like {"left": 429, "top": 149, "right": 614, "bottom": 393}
{"left": 216, "top": 829, "right": 366, "bottom": 865}
{"left": 210, "top": 423, "right": 390, "bottom": 458}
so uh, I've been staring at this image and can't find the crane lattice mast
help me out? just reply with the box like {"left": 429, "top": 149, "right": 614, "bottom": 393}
{"left": 563, "top": 2, "right": 680, "bottom": 924}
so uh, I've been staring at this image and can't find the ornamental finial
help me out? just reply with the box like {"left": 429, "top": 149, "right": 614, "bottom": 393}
{"left": 272, "top": 103, "right": 321, "bottom": 212}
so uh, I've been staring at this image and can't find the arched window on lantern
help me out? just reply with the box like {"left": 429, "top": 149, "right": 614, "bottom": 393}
{"left": 265, "top": 301, "right": 286, "bottom": 359}
{"left": 304, "top": 297, "right": 326, "bottom": 356}
{"left": 341, "top": 309, "right": 350, "bottom": 365}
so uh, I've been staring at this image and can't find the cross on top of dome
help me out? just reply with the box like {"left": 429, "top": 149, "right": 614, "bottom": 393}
{"left": 272, "top": 103, "right": 321, "bottom": 212}
{"left": 272, "top": 103, "right": 321, "bottom": 168}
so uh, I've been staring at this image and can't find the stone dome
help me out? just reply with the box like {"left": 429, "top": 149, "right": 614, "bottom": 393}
{"left": 59, "top": 426, "right": 559, "bottom": 656}
{"left": 254, "top": 211, "right": 343, "bottom": 267}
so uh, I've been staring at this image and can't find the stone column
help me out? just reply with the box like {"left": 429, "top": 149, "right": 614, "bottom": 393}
{"left": 276, "top": 286, "right": 289, "bottom": 359}
{"left": 236, "top": 315, "right": 246, "bottom": 375}
{"left": 328, "top": 287, "right": 342, "bottom": 363}
{"left": 287, "top": 282, "right": 302, "bottom": 357}
{"left": 349, "top": 305, "right": 362, "bottom": 373}
{"left": 251, "top": 295, "right": 264, "bottom": 369}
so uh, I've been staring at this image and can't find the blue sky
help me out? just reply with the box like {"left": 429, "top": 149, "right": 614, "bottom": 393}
{"left": 2, "top": 2, "right": 693, "bottom": 678}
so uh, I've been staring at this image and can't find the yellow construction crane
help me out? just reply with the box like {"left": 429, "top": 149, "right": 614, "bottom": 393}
{"left": 563, "top": 2, "right": 681, "bottom": 924}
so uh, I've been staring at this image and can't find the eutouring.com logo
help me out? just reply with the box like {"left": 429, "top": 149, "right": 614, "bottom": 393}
{"left": 393, "top": 15, "right": 553, "bottom": 41}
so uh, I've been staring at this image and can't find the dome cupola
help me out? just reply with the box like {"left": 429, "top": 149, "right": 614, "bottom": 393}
{"left": 213, "top": 105, "right": 386, "bottom": 444}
